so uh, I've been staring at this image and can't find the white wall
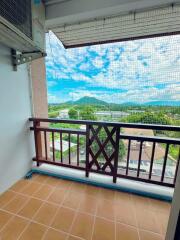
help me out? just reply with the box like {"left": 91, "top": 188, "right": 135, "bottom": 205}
{"left": 0, "top": 44, "right": 34, "bottom": 193}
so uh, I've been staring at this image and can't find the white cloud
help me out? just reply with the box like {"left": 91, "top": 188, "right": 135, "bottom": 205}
{"left": 69, "top": 84, "right": 180, "bottom": 104}
{"left": 48, "top": 93, "right": 62, "bottom": 103}
{"left": 46, "top": 32, "right": 180, "bottom": 103}
{"left": 79, "top": 62, "right": 91, "bottom": 71}
{"left": 93, "top": 57, "right": 104, "bottom": 68}
{"left": 47, "top": 81, "right": 57, "bottom": 87}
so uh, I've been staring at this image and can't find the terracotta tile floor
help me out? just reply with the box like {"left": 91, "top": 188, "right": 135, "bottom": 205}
{"left": 0, "top": 174, "right": 171, "bottom": 240}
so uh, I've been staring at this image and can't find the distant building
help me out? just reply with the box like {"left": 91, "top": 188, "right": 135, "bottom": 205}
{"left": 128, "top": 110, "right": 145, "bottom": 114}
{"left": 50, "top": 139, "right": 76, "bottom": 152}
{"left": 59, "top": 109, "right": 69, "bottom": 119}
{"left": 95, "top": 111, "right": 129, "bottom": 119}
{"left": 122, "top": 128, "right": 165, "bottom": 162}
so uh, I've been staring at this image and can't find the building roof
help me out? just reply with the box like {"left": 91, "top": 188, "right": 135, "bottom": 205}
{"left": 123, "top": 128, "right": 154, "bottom": 136}
{"left": 129, "top": 143, "right": 165, "bottom": 161}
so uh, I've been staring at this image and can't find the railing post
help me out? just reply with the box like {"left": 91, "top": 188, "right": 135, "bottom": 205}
{"left": 113, "top": 127, "right": 120, "bottom": 183}
{"left": 174, "top": 148, "right": 180, "bottom": 185}
{"left": 85, "top": 124, "right": 90, "bottom": 178}
{"left": 33, "top": 120, "right": 42, "bottom": 167}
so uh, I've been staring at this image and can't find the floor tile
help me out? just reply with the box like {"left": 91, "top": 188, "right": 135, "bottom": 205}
{"left": 21, "top": 181, "right": 41, "bottom": 196}
{"left": 97, "top": 199, "right": 115, "bottom": 221}
{"left": 139, "top": 230, "right": 165, "bottom": 240}
{"left": 116, "top": 223, "right": 139, "bottom": 240}
{"left": 99, "top": 188, "right": 115, "bottom": 202}
{"left": 0, "top": 191, "right": 16, "bottom": 208}
{"left": 32, "top": 184, "right": 54, "bottom": 200}
{"left": 63, "top": 191, "right": 83, "bottom": 209}
{"left": 32, "top": 174, "right": 49, "bottom": 183}
{"left": 18, "top": 197, "right": 43, "bottom": 219}
{"left": 85, "top": 185, "right": 100, "bottom": 198}
{"left": 47, "top": 188, "right": 67, "bottom": 205}
{"left": 0, "top": 210, "right": 12, "bottom": 230}
{"left": 3, "top": 194, "right": 28, "bottom": 214}
{"left": 43, "top": 228, "right": 68, "bottom": 240}
{"left": 70, "top": 212, "right": 94, "bottom": 240}
{"left": 149, "top": 199, "right": 171, "bottom": 214}
{"left": 92, "top": 217, "right": 115, "bottom": 240}
{"left": 33, "top": 202, "right": 58, "bottom": 226}
{"left": 136, "top": 209, "right": 161, "bottom": 234}
{"left": 18, "top": 222, "right": 47, "bottom": 240}
{"left": 0, "top": 175, "right": 171, "bottom": 240}
{"left": 0, "top": 216, "right": 28, "bottom": 240}
{"left": 115, "top": 191, "right": 132, "bottom": 204}
{"left": 132, "top": 195, "right": 151, "bottom": 211}
{"left": 56, "top": 179, "right": 72, "bottom": 190}
{"left": 156, "top": 212, "right": 169, "bottom": 235}
{"left": 79, "top": 195, "right": 97, "bottom": 215}
{"left": 70, "top": 182, "right": 87, "bottom": 194}
{"left": 51, "top": 207, "right": 76, "bottom": 233}
{"left": 45, "top": 177, "right": 59, "bottom": 187}
{"left": 115, "top": 202, "right": 137, "bottom": 227}
{"left": 10, "top": 180, "right": 30, "bottom": 193}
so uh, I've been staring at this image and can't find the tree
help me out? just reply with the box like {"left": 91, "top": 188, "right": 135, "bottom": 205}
{"left": 48, "top": 111, "right": 59, "bottom": 118}
{"left": 79, "top": 106, "right": 97, "bottom": 120}
{"left": 68, "top": 108, "right": 78, "bottom": 119}
{"left": 121, "top": 111, "right": 172, "bottom": 125}
{"left": 90, "top": 127, "right": 126, "bottom": 163}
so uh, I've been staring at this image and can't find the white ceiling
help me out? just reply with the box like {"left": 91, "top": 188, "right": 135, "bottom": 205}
{"left": 45, "top": 0, "right": 180, "bottom": 28}
{"left": 53, "top": 4, "right": 180, "bottom": 48}
{"left": 44, "top": 0, "right": 70, "bottom": 6}
{"left": 44, "top": 0, "right": 180, "bottom": 48}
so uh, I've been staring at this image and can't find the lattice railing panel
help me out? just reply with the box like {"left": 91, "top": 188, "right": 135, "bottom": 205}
{"left": 87, "top": 125, "right": 119, "bottom": 179}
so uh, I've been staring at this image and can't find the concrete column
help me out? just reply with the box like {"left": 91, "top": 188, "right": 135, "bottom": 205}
{"left": 30, "top": 58, "right": 49, "bottom": 159}
{"left": 30, "top": 58, "right": 48, "bottom": 118}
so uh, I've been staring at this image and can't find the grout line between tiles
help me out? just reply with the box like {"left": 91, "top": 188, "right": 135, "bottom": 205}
{"left": 90, "top": 194, "right": 98, "bottom": 240}
{"left": 16, "top": 181, "right": 56, "bottom": 240}
{"left": 0, "top": 207, "right": 72, "bottom": 239}
{"left": 130, "top": 194, "right": 141, "bottom": 240}
{"left": 0, "top": 192, "right": 17, "bottom": 209}
{"left": 0, "top": 213, "right": 14, "bottom": 235}
{"left": 68, "top": 234, "right": 85, "bottom": 240}
{"left": 65, "top": 188, "right": 85, "bottom": 238}
{"left": 0, "top": 194, "right": 30, "bottom": 236}
{"left": 41, "top": 181, "right": 74, "bottom": 240}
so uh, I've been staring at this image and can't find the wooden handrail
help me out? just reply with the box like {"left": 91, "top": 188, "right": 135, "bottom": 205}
{"left": 30, "top": 117, "right": 180, "bottom": 187}
{"left": 30, "top": 126, "right": 86, "bottom": 135}
{"left": 29, "top": 117, "right": 180, "bottom": 131}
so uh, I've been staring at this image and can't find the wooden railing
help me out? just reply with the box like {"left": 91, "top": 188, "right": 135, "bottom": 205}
{"left": 30, "top": 118, "right": 180, "bottom": 187}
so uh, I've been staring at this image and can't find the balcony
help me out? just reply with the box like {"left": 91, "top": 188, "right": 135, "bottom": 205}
{"left": 0, "top": 173, "right": 171, "bottom": 240}
{"left": 0, "top": 118, "right": 178, "bottom": 240}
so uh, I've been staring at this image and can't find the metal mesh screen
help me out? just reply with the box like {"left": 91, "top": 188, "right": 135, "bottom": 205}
{"left": 0, "top": 0, "right": 32, "bottom": 39}
{"left": 52, "top": 4, "right": 180, "bottom": 48}
{"left": 46, "top": 32, "right": 180, "bottom": 125}
{"left": 46, "top": 32, "right": 180, "bottom": 184}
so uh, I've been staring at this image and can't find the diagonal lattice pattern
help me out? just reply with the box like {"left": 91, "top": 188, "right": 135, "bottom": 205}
{"left": 88, "top": 125, "right": 118, "bottom": 174}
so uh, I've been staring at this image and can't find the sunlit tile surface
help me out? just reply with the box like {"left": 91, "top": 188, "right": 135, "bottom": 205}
{"left": 0, "top": 174, "right": 171, "bottom": 240}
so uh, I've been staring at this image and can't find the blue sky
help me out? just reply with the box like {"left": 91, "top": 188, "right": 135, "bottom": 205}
{"left": 46, "top": 32, "right": 180, "bottom": 105}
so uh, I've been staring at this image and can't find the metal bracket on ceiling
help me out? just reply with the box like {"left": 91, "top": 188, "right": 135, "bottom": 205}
{"left": 11, "top": 49, "right": 47, "bottom": 71}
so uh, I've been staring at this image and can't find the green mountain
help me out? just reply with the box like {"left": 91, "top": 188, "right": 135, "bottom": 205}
{"left": 143, "top": 100, "right": 180, "bottom": 106}
{"left": 68, "top": 96, "right": 108, "bottom": 105}
{"left": 61, "top": 97, "right": 180, "bottom": 107}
